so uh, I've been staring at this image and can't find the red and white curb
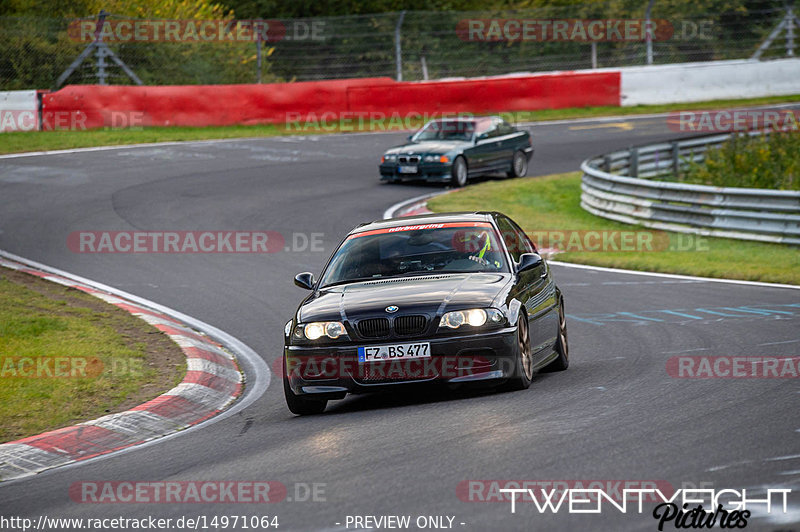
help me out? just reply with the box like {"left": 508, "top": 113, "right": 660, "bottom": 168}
{"left": 0, "top": 254, "right": 253, "bottom": 482}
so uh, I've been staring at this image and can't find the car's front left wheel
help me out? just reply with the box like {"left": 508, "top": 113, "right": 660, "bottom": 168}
{"left": 507, "top": 150, "right": 528, "bottom": 178}
{"left": 283, "top": 357, "right": 328, "bottom": 415}
{"left": 503, "top": 314, "right": 533, "bottom": 391}
{"left": 452, "top": 156, "right": 468, "bottom": 187}
{"left": 544, "top": 298, "right": 569, "bottom": 372}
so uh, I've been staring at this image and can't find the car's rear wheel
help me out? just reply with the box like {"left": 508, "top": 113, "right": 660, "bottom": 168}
{"left": 507, "top": 150, "right": 528, "bottom": 178}
{"left": 544, "top": 298, "right": 569, "bottom": 372}
{"left": 503, "top": 314, "right": 533, "bottom": 391}
{"left": 452, "top": 156, "right": 468, "bottom": 187}
{"left": 283, "top": 357, "right": 328, "bottom": 415}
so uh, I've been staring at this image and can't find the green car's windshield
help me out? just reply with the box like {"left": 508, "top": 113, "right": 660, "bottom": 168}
{"left": 319, "top": 222, "right": 507, "bottom": 287}
{"left": 413, "top": 120, "right": 475, "bottom": 142}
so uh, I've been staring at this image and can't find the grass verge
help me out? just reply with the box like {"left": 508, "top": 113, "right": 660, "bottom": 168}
{"left": 0, "top": 267, "right": 186, "bottom": 442}
{"left": 2, "top": 93, "right": 800, "bottom": 155}
{"left": 427, "top": 172, "right": 800, "bottom": 285}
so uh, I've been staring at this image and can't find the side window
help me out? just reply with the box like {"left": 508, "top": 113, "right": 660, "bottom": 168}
{"left": 497, "top": 120, "right": 515, "bottom": 136}
{"left": 496, "top": 217, "right": 522, "bottom": 261}
{"left": 485, "top": 126, "right": 500, "bottom": 139}
{"left": 509, "top": 218, "right": 535, "bottom": 254}
{"left": 496, "top": 217, "right": 534, "bottom": 262}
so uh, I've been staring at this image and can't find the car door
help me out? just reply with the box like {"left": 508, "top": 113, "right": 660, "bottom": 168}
{"left": 465, "top": 124, "right": 496, "bottom": 173}
{"left": 495, "top": 120, "right": 524, "bottom": 169}
{"left": 498, "top": 216, "right": 559, "bottom": 357}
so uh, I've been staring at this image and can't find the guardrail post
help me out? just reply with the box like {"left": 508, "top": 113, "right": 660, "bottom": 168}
{"left": 671, "top": 141, "right": 680, "bottom": 176}
{"left": 603, "top": 154, "right": 611, "bottom": 172}
{"left": 630, "top": 147, "right": 639, "bottom": 177}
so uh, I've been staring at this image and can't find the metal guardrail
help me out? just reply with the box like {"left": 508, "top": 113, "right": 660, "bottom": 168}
{"left": 580, "top": 130, "right": 800, "bottom": 245}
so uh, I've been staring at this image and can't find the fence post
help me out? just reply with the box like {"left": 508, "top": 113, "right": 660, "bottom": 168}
{"left": 256, "top": 35, "right": 262, "bottom": 83}
{"left": 788, "top": 5, "right": 795, "bottom": 56}
{"left": 395, "top": 11, "right": 406, "bottom": 81}
{"left": 591, "top": 42, "right": 598, "bottom": 68}
{"left": 645, "top": 0, "right": 655, "bottom": 64}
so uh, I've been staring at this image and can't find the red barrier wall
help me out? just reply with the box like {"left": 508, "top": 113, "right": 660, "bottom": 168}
{"left": 41, "top": 72, "right": 620, "bottom": 130}
{"left": 347, "top": 72, "right": 621, "bottom": 115}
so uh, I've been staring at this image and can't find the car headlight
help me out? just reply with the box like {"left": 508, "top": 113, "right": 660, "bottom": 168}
{"left": 382, "top": 154, "right": 397, "bottom": 163}
{"left": 293, "top": 321, "right": 348, "bottom": 340}
{"left": 439, "top": 308, "right": 504, "bottom": 329}
{"left": 423, "top": 155, "right": 450, "bottom": 163}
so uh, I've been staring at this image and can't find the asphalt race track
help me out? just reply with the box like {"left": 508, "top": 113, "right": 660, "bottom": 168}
{"left": 1, "top": 115, "right": 799, "bottom": 531}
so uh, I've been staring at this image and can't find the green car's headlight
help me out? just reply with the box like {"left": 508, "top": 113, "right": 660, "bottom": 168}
{"left": 293, "top": 321, "right": 348, "bottom": 340}
{"left": 423, "top": 154, "right": 450, "bottom": 163}
{"left": 439, "top": 308, "right": 504, "bottom": 329}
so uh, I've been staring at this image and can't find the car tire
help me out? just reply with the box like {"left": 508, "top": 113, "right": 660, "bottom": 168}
{"left": 507, "top": 150, "right": 528, "bottom": 178}
{"left": 502, "top": 314, "right": 533, "bottom": 391}
{"left": 543, "top": 297, "right": 569, "bottom": 372}
{"left": 283, "top": 357, "right": 328, "bottom": 415}
{"left": 452, "top": 156, "right": 468, "bottom": 187}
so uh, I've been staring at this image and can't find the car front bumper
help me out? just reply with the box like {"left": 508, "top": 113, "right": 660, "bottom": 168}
{"left": 379, "top": 162, "right": 453, "bottom": 183}
{"left": 284, "top": 326, "right": 518, "bottom": 398}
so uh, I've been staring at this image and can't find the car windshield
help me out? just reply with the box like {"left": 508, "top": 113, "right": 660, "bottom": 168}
{"left": 319, "top": 222, "right": 507, "bottom": 287}
{"left": 413, "top": 120, "right": 475, "bottom": 142}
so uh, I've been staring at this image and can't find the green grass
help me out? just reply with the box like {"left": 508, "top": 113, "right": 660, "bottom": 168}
{"left": 0, "top": 268, "right": 186, "bottom": 443}
{"left": 428, "top": 172, "right": 800, "bottom": 285}
{"left": 3, "top": 93, "right": 800, "bottom": 155}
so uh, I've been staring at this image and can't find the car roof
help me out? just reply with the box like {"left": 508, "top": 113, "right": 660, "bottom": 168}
{"left": 429, "top": 116, "right": 497, "bottom": 124}
{"left": 351, "top": 212, "right": 500, "bottom": 235}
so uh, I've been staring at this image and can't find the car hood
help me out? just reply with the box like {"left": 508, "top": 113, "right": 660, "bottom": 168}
{"left": 386, "top": 140, "right": 472, "bottom": 155}
{"left": 299, "top": 273, "right": 511, "bottom": 322}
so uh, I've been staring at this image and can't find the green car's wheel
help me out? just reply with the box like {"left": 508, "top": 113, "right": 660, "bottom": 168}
{"left": 452, "top": 156, "right": 468, "bottom": 187}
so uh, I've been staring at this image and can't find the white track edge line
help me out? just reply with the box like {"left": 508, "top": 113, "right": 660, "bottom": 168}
{"left": 548, "top": 260, "right": 800, "bottom": 290}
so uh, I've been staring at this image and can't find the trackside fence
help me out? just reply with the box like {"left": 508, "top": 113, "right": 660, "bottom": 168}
{"left": 580, "top": 130, "right": 800, "bottom": 245}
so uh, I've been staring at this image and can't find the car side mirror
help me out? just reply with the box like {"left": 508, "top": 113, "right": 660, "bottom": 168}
{"left": 294, "top": 272, "right": 315, "bottom": 290}
{"left": 476, "top": 133, "right": 488, "bottom": 142}
{"left": 407, "top": 134, "right": 414, "bottom": 141}
{"left": 516, "top": 253, "right": 543, "bottom": 274}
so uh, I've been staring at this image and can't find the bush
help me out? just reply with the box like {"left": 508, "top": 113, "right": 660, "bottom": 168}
{"left": 681, "top": 130, "right": 800, "bottom": 190}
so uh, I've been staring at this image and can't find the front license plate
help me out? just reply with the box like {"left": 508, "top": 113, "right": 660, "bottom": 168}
{"left": 398, "top": 165, "right": 418, "bottom": 174}
{"left": 358, "top": 342, "right": 431, "bottom": 363}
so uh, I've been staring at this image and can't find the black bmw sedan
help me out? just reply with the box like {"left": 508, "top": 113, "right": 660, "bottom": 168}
{"left": 283, "top": 212, "right": 568, "bottom": 415}
{"left": 379, "top": 116, "right": 534, "bottom": 187}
